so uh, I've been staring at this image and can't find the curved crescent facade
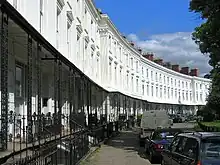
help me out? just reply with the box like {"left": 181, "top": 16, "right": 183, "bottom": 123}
{"left": 6, "top": 0, "right": 210, "bottom": 112}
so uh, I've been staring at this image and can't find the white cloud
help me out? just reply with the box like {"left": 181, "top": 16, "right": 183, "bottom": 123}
{"left": 127, "top": 32, "right": 212, "bottom": 77}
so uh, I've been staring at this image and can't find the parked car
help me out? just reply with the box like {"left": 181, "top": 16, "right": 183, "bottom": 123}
{"left": 144, "top": 128, "right": 182, "bottom": 163}
{"left": 139, "top": 110, "right": 172, "bottom": 147}
{"left": 161, "top": 132, "right": 220, "bottom": 165}
{"left": 173, "top": 115, "right": 183, "bottom": 123}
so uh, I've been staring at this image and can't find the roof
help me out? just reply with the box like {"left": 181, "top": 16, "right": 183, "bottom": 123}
{"left": 178, "top": 132, "right": 220, "bottom": 139}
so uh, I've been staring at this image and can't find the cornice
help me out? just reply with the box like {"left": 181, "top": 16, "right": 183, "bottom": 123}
{"left": 85, "top": 0, "right": 102, "bottom": 22}
{"left": 100, "top": 15, "right": 211, "bottom": 84}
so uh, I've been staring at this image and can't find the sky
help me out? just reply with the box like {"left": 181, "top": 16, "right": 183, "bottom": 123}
{"left": 94, "top": 0, "right": 211, "bottom": 76}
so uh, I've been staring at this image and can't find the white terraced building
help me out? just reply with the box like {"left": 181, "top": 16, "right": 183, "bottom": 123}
{"left": 0, "top": 0, "right": 211, "bottom": 144}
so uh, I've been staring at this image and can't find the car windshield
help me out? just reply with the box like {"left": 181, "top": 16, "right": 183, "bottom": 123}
{"left": 201, "top": 138, "right": 220, "bottom": 159}
{"left": 152, "top": 131, "right": 178, "bottom": 140}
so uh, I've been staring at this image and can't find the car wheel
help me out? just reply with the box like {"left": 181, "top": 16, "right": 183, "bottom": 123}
{"left": 144, "top": 143, "right": 148, "bottom": 154}
{"left": 161, "top": 159, "right": 165, "bottom": 165}
{"left": 149, "top": 151, "right": 155, "bottom": 163}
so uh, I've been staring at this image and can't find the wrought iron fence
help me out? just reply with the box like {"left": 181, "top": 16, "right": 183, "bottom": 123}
{"left": 0, "top": 112, "right": 92, "bottom": 165}
{"left": 2, "top": 129, "right": 90, "bottom": 165}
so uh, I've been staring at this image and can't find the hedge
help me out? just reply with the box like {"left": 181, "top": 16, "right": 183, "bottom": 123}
{"left": 198, "top": 121, "right": 220, "bottom": 132}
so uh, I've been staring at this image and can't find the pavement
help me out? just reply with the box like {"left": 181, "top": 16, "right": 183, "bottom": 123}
{"left": 79, "top": 122, "right": 195, "bottom": 165}
{"left": 79, "top": 130, "right": 159, "bottom": 165}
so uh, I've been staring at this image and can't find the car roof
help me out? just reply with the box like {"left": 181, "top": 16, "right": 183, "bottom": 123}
{"left": 178, "top": 132, "right": 220, "bottom": 139}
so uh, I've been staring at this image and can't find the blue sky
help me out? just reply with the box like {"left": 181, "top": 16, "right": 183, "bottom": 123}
{"left": 95, "top": 0, "right": 202, "bottom": 38}
{"left": 94, "top": 0, "right": 210, "bottom": 75}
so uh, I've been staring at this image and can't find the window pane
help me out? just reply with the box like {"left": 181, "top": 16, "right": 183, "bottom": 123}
{"left": 16, "top": 66, "right": 23, "bottom": 97}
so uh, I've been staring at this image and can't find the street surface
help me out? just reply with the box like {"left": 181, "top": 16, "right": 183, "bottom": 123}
{"left": 80, "top": 122, "right": 195, "bottom": 165}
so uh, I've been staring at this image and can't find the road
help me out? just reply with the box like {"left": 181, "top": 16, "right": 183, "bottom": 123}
{"left": 80, "top": 122, "right": 195, "bottom": 165}
{"left": 171, "top": 122, "right": 195, "bottom": 129}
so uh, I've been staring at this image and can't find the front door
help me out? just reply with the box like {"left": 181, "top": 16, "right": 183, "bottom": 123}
{"left": 14, "top": 64, "right": 26, "bottom": 138}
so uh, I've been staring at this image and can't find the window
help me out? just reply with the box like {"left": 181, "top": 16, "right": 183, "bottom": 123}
{"left": 119, "top": 47, "right": 122, "bottom": 61}
{"left": 146, "top": 69, "right": 149, "bottom": 78}
{"left": 182, "top": 138, "right": 198, "bottom": 159}
{"left": 126, "top": 73, "right": 129, "bottom": 89}
{"left": 151, "top": 86, "right": 154, "bottom": 96}
{"left": 168, "top": 87, "right": 170, "bottom": 99}
{"left": 160, "top": 87, "right": 162, "bottom": 98}
{"left": 164, "top": 88, "right": 166, "bottom": 98}
{"left": 114, "top": 65, "right": 117, "bottom": 85}
{"left": 201, "top": 138, "right": 220, "bottom": 160}
{"left": 67, "top": 23, "right": 71, "bottom": 58}
{"left": 147, "top": 85, "right": 149, "bottom": 95}
{"left": 109, "top": 36, "right": 111, "bottom": 48}
{"left": 131, "top": 77, "right": 134, "bottom": 92}
{"left": 142, "top": 84, "right": 144, "bottom": 95}
{"left": 156, "top": 87, "right": 158, "bottom": 97}
{"left": 151, "top": 71, "right": 153, "bottom": 81}
{"left": 136, "top": 61, "right": 138, "bottom": 72}
{"left": 96, "top": 58, "right": 99, "bottom": 79}
{"left": 170, "top": 136, "right": 182, "bottom": 153}
{"left": 131, "top": 58, "right": 134, "bottom": 69}
{"left": 56, "top": 6, "right": 61, "bottom": 48}
{"left": 136, "top": 79, "right": 139, "bottom": 92}
{"left": 16, "top": 66, "right": 24, "bottom": 97}
{"left": 109, "top": 61, "right": 112, "bottom": 82}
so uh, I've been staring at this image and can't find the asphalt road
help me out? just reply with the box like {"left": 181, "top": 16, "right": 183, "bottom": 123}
{"left": 80, "top": 122, "right": 196, "bottom": 165}
{"left": 171, "top": 122, "right": 196, "bottom": 129}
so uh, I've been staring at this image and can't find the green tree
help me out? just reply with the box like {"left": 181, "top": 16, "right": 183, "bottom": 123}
{"left": 190, "top": 0, "right": 220, "bottom": 116}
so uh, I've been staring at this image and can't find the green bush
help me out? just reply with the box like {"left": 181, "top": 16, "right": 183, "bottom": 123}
{"left": 197, "top": 106, "right": 215, "bottom": 122}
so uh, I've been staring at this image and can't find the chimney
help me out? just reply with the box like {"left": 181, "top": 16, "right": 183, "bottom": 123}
{"left": 163, "top": 62, "right": 172, "bottom": 69}
{"left": 142, "top": 53, "right": 154, "bottom": 61}
{"left": 137, "top": 48, "right": 142, "bottom": 54}
{"left": 154, "top": 58, "right": 163, "bottom": 65}
{"left": 180, "top": 67, "right": 189, "bottom": 75}
{"left": 130, "top": 42, "right": 135, "bottom": 46}
{"left": 172, "top": 64, "right": 180, "bottom": 72}
{"left": 190, "top": 68, "right": 199, "bottom": 76}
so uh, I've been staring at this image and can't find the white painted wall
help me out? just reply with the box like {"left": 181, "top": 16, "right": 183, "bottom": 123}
{"left": 7, "top": 0, "right": 211, "bottom": 106}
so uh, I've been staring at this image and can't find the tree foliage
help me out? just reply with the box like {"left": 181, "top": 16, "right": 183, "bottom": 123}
{"left": 190, "top": 0, "right": 220, "bottom": 115}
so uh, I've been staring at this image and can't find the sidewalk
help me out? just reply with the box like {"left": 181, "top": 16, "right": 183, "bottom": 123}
{"left": 79, "top": 130, "right": 159, "bottom": 165}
